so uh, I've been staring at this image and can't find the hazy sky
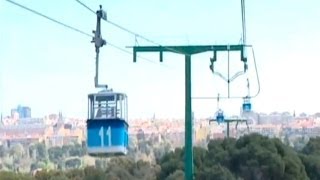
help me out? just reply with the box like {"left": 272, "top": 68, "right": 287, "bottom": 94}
{"left": 1, "top": 0, "right": 319, "bottom": 119}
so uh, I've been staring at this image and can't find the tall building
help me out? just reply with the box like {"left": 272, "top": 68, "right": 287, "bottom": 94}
{"left": 11, "top": 105, "right": 31, "bottom": 119}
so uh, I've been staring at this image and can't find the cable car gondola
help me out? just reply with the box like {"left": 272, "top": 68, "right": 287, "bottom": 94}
{"left": 242, "top": 78, "right": 252, "bottom": 113}
{"left": 216, "top": 109, "right": 225, "bottom": 124}
{"left": 242, "top": 96, "right": 251, "bottom": 112}
{"left": 86, "top": 88, "right": 129, "bottom": 157}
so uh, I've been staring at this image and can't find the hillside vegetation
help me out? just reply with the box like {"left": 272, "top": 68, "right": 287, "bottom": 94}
{"left": 1, "top": 133, "right": 320, "bottom": 180}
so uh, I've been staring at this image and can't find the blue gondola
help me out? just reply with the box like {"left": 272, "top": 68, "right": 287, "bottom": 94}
{"left": 216, "top": 109, "right": 224, "bottom": 124}
{"left": 242, "top": 96, "right": 252, "bottom": 112}
{"left": 86, "top": 89, "right": 129, "bottom": 157}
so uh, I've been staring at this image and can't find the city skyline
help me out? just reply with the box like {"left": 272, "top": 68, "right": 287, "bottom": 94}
{"left": 1, "top": 0, "right": 320, "bottom": 119}
{"left": 1, "top": 104, "right": 317, "bottom": 120}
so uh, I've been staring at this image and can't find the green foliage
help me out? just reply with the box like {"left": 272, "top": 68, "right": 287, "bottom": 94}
{"left": 158, "top": 133, "right": 310, "bottom": 180}
{"left": 68, "top": 144, "right": 85, "bottom": 157}
{"left": 293, "top": 136, "right": 309, "bottom": 151}
{"left": 302, "top": 137, "right": 320, "bottom": 155}
{"left": 196, "top": 165, "right": 236, "bottom": 180}
{"left": 65, "top": 158, "right": 81, "bottom": 169}
{"left": 165, "top": 169, "right": 184, "bottom": 180}
{"left": 0, "top": 145, "right": 7, "bottom": 158}
{"left": 2, "top": 133, "right": 320, "bottom": 179}
{"left": 30, "top": 161, "right": 46, "bottom": 172}
{"left": 131, "top": 160, "right": 160, "bottom": 179}
{"left": 48, "top": 174, "right": 69, "bottom": 180}
{"left": 9, "top": 143, "right": 24, "bottom": 159}
{"left": 158, "top": 148, "right": 184, "bottom": 180}
{"left": 226, "top": 133, "right": 308, "bottom": 180}
{"left": 94, "top": 159, "right": 106, "bottom": 170}
{"left": 35, "top": 143, "right": 47, "bottom": 161}
{"left": 34, "top": 170, "right": 67, "bottom": 180}
{"left": 299, "top": 137, "right": 320, "bottom": 180}
{"left": 83, "top": 166, "right": 106, "bottom": 180}
{"left": 65, "top": 169, "right": 84, "bottom": 180}
{"left": 0, "top": 171, "right": 33, "bottom": 180}
{"left": 48, "top": 147, "right": 64, "bottom": 164}
{"left": 299, "top": 154, "right": 320, "bottom": 180}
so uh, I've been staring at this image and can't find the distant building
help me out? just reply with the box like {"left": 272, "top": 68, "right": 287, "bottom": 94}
{"left": 11, "top": 105, "right": 31, "bottom": 119}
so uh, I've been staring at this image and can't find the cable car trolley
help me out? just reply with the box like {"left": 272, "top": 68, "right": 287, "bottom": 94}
{"left": 86, "top": 88, "right": 129, "bottom": 157}
{"left": 215, "top": 109, "right": 225, "bottom": 124}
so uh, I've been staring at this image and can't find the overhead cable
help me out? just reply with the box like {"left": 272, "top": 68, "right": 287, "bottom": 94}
{"left": 75, "top": 0, "right": 189, "bottom": 56}
{"left": 6, "top": 0, "right": 92, "bottom": 37}
{"left": 5, "top": 0, "right": 165, "bottom": 66}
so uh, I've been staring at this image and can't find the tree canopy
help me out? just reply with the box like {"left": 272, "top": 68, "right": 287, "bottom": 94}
{"left": 1, "top": 133, "right": 320, "bottom": 179}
